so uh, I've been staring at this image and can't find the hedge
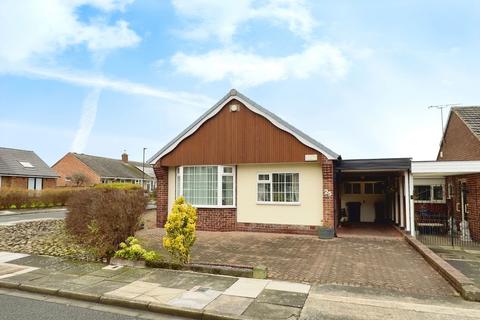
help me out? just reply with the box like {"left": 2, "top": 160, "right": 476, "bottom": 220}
{"left": 0, "top": 188, "right": 81, "bottom": 210}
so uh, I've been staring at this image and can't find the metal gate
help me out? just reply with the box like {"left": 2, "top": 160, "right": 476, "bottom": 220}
{"left": 415, "top": 181, "right": 480, "bottom": 248}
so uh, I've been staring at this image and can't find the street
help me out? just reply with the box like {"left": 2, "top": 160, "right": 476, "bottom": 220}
{"left": 0, "top": 209, "right": 66, "bottom": 225}
{"left": 0, "top": 288, "right": 186, "bottom": 320}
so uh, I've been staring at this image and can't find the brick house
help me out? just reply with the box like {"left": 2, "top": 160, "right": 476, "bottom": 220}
{"left": 53, "top": 152, "right": 157, "bottom": 191}
{"left": 149, "top": 90, "right": 415, "bottom": 236}
{"left": 0, "top": 147, "right": 58, "bottom": 190}
{"left": 411, "top": 107, "right": 480, "bottom": 241}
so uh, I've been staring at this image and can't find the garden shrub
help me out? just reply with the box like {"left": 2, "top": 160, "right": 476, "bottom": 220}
{"left": 65, "top": 187, "right": 148, "bottom": 259}
{"left": 94, "top": 183, "right": 142, "bottom": 190}
{"left": 113, "top": 236, "right": 160, "bottom": 262}
{"left": 163, "top": 196, "right": 197, "bottom": 264}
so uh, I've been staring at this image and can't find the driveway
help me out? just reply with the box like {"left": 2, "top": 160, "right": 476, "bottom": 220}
{"left": 137, "top": 229, "right": 456, "bottom": 298}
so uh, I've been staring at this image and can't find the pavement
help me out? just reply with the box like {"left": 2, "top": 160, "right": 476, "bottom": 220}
{"left": 0, "top": 251, "right": 311, "bottom": 319}
{"left": 433, "top": 247, "right": 480, "bottom": 287}
{"left": 137, "top": 228, "right": 455, "bottom": 297}
{"left": 0, "top": 208, "right": 66, "bottom": 225}
{"left": 1, "top": 251, "right": 480, "bottom": 319}
{"left": 0, "top": 288, "right": 187, "bottom": 320}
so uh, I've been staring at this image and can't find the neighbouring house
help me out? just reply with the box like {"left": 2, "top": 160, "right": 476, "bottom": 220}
{"left": 0, "top": 147, "right": 58, "bottom": 190}
{"left": 149, "top": 89, "right": 416, "bottom": 236}
{"left": 408, "top": 106, "right": 480, "bottom": 242}
{"left": 53, "top": 152, "right": 157, "bottom": 191}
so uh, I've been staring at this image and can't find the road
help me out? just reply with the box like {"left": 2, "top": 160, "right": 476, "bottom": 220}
{"left": 0, "top": 209, "right": 66, "bottom": 224}
{"left": 0, "top": 289, "right": 186, "bottom": 320}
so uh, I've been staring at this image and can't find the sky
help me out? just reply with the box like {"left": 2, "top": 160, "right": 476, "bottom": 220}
{"left": 1, "top": 0, "right": 479, "bottom": 165}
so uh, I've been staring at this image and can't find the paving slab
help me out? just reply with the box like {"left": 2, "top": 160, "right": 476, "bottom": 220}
{"left": 135, "top": 286, "right": 185, "bottom": 304}
{"left": 168, "top": 286, "right": 222, "bottom": 309}
{"left": 77, "top": 280, "right": 128, "bottom": 295}
{"left": 9, "top": 255, "right": 64, "bottom": 268}
{"left": 89, "top": 266, "right": 129, "bottom": 278}
{"left": 110, "top": 267, "right": 153, "bottom": 283}
{"left": 266, "top": 281, "right": 310, "bottom": 294}
{"left": 244, "top": 301, "right": 301, "bottom": 320}
{"left": 223, "top": 278, "right": 270, "bottom": 298}
{"left": 66, "top": 275, "right": 107, "bottom": 286}
{"left": 204, "top": 294, "right": 253, "bottom": 316}
{"left": 0, "top": 270, "right": 45, "bottom": 283}
{"left": 27, "top": 273, "right": 79, "bottom": 288}
{"left": 60, "top": 262, "right": 105, "bottom": 276}
{"left": 142, "top": 269, "right": 235, "bottom": 291}
{"left": 257, "top": 289, "right": 308, "bottom": 308}
{"left": 0, "top": 252, "right": 29, "bottom": 263}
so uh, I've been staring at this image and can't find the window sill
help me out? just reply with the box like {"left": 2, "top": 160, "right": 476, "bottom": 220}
{"left": 192, "top": 205, "right": 236, "bottom": 209}
{"left": 414, "top": 200, "right": 446, "bottom": 204}
{"left": 256, "top": 201, "right": 301, "bottom": 206}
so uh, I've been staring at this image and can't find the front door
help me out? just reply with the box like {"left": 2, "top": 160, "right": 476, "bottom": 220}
{"left": 347, "top": 202, "right": 361, "bottom": 223}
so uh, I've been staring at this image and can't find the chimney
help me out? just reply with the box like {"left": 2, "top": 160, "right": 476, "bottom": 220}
{"left": 121, "top": 152, "right": 128, "bottom": 163}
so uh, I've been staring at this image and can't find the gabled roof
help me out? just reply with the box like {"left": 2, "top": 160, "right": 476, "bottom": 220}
{"left": 149, "top": 89, "right": 340, "bottom": 164}
{"left": 72, "top": 153, "right": 153, "bottom": 180}
{"left": 0, "top": 147, "right": 58, "bottom": 178}
{"left": 453, "top": 106, "right": 480, "bottom": 136}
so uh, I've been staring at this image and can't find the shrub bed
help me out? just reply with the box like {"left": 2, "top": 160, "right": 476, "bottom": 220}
{"left": 65, "top": 187, "right": 148, "bottom": 260}
{"left": 0, "top": 188, "right": 80, "bottom": 209}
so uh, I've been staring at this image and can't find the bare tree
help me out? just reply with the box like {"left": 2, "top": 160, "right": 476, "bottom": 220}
{"left": 70, "top": 172, "right": 90, "bottom": 187}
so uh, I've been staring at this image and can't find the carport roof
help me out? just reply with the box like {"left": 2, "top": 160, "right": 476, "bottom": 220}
{"left": 337, "top": 158, "right": 412, "bottom": 171}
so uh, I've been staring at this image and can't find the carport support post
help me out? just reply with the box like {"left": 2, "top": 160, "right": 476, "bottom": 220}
{"left": 399, "top": 176, "right": 405, "bottom": 228}
{"left": 404, "top": 171, "right": 411, "bottom": 233}
{"left": 408, "top": 171, "right": 415, "bottom": 236}
{"left": 395, "top": 178, "right": 400, "bottom": 225}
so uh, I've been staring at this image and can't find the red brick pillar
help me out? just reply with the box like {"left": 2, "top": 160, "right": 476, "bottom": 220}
{"left": 154, "top": 165, "right": 169, "bottom": 228}
{"left": 322, "top": 158, "right": 335, "bottom": 228}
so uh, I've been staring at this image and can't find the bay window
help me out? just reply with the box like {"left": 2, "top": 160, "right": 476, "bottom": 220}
{"left": 257, "top": 173, "right": 299, "bottom": 204}
{"left": 176, "top": 166, "right": 235, "bottom": 207}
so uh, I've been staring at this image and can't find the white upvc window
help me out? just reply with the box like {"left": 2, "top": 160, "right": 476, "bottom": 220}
{"left": 28, "top": 177, "right": 42, "bottom": 190}
{"left": 414, "top": 184, "right": 445, "bottom": 203}
{"left": 175, "top": 165, "right": 235, "bottom": 208}
{"left": 257, "top": 172, "right": 300, "bottom": 204}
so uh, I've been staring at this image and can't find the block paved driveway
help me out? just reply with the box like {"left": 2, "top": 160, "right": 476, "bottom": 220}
{"left": 137, "top": 229, "right": 456, "bottom": 298}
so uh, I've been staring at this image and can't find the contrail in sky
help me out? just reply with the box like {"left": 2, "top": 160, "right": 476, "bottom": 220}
{"left": 71, "top": 87, "right": 102, "bottom": 153}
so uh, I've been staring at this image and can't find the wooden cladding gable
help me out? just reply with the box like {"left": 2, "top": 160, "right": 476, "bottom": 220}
{"left": 160, "top": 99, "right": 325, "bottom": 166}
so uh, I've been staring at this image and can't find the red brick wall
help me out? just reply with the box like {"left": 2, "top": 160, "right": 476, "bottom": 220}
{"left": 446, "top": 174, "right": 480, "bottom": 241}
{"left": 154, "top": 165, "right": 169, "bottom": 228}
{"left": 196, "top": 208, "right": 237, "bottom": 231}
{"left": 322, "top": 158, "right": 335, "bottom": 228}
{"left": 1, "top": 176, "right": 27, "bottom": 189}
{"left": 0, "top": 176, "right": 57, "bottom": 190}
{"left": 43, "top": 178, "right": 57, "bottom": 189}
{"left": 438, "top": 112, "right": 480, "bottom": 160}
{"left": 52, "top": 153, "right": 100, "bottom": 187}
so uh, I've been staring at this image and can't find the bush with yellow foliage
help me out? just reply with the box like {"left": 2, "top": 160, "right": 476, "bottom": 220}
{"left": 162, "top": 197, "right": 197, "bottom": 264}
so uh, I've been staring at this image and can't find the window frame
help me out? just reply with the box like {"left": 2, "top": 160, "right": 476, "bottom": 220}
{"left": 414, "top": 184, "right": 445, "bottom": 203}
{"left": 175, "top": 165, "right": 236, "bottom": 208}
{"left": 256, "top": 172, "right": 300, "bottom": 205}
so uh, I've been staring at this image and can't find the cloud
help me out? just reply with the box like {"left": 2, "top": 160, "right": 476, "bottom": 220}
{"left": 171, "top": 43, "right": 349, "bottom": 87}
{"left": 172, "top": 0, "right": 316, "bottom": 42}
{"left": 18, "top": 66, "right": 213, "bottom": 107}
{"left": 0, "top": 0, "right": 140, "bottom": 67}
{"left": 71, "top": 88, "right": 102, "bottom": 153}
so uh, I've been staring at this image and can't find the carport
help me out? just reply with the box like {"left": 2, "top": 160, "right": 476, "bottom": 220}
{"left": 335, "top": 158, "right": 414, "bottom": 237}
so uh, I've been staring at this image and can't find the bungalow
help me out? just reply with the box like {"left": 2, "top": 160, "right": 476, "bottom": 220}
{"left": 149, "top": 89, "right": 415, "bottom": 236}
{"left": 53, "top": 152, "right": 157, "bottom": 191}
{"left": 0, "top": 147, "right": 58, "bottom": 190}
